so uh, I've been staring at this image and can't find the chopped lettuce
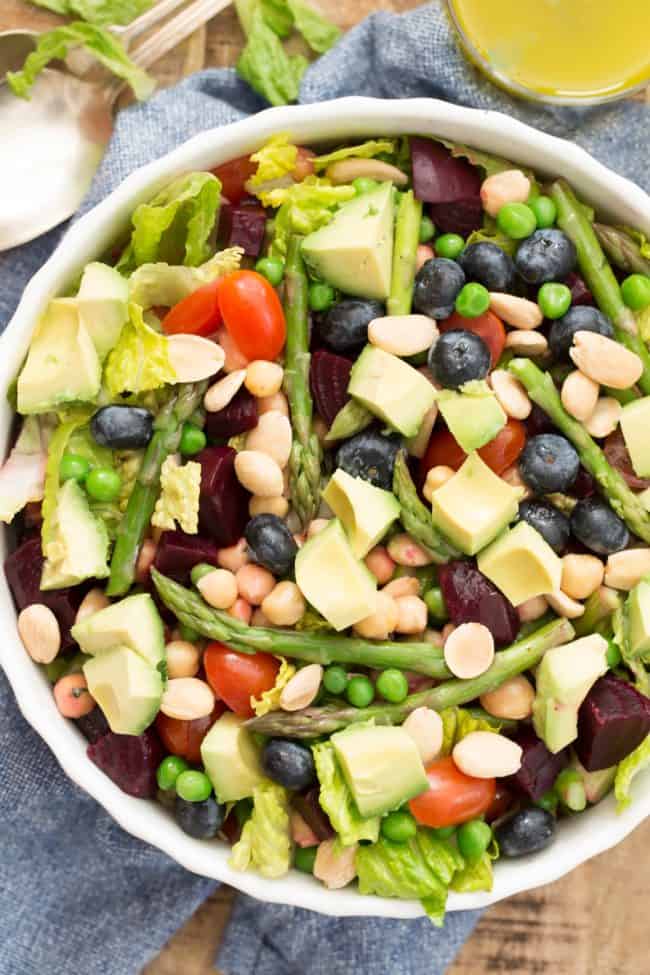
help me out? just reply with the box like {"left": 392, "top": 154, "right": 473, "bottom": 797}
{"left": 313, "top": 140, "right": 396, "bottom": 170}
{"left": 440, "top": 707, "right": 501, "bottom": 756}
{"left": 312, "top": 738, "right": 380, "bottom": 846}
{"left": 268, "top": 178, "right": 355, "bottom": 258}
{"left": 152, "top": 456, "right": 201, "bottom": 534}
{"left": 466, "top": 219, "right": 518, "bottom": 257}
{"left": 250, "top": 657, "right": 296, "bottom": 716}
{"left": 128, "top": 248, "right": 243, "bottom": 309}
{"left": 286, "top": 0, "right": 341, "bottom": 53}
{"left": 294, "top": 606, "right": 334, "bottom": 633}
{"left": 249, "top": 133, "right": 299, "bottom": 187}
{"left": 104, "top": 303, "right": 176, "bottom": 398}
{"left": 0, "top": 417, "right": 51, "bottom": 524}
{"left": 7, "top": 23, "right": 154, "bottom": 101}
{"left": 450, "top": 852, "right": 494, "bottom": 893}
{"left": 237, "top": 4, "right": 307, "bottom": 107}
{"left": 615, "top": 734, "right": 650, "bottom": 811}
{"left": 28, "top": 0, "right": 152, "bottom": 23}
{"left": 41, "top": 411, "right": 93, "bottom": 550}
{"left": 440, "top": 140, "right": 539, "bottom": 197}
{"left": 116, "top": 173, "right": 222, "bottom": 273}
{"left": 260, "top": 0, "right": 294, "bottom": 37}
{"left": 613, "top": 599, "right": 650, "bottom": 693}
{"left": 229, "top": 780, "right": 292, "bottom": 878}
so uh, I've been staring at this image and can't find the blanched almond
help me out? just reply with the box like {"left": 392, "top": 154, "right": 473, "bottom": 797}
{"left": 204, "top": 370, "right": 246, "bottom": 413}
{"left": 453, "top": 731, "right": 523, "bottom": 778}
{"left": 546, "top": 589, "right": 585, "bottom": 619}
{"left": 490, "top": 369, "right": 532, "bottom": 419}
{"left": 444, "top": 622, "right": 495, "bottom": 678}
{"left": 314, "top": 838, "right": 357, "bottom": 889}
{"left": 605, "top": 549, "right": 650, "bottom": 591}
{"left": 368, "top": 315, "right": 438, "bottom": 357}
{"left": 167, "top": 334, "right": 225, "bottom": 381}
{"left": 279, "top": 664, "right": 323, "bottom": 711}
{"left": 160, "top": 677, "right": 215, "bottom": 721}
{"left": 505, "top": 330, "right": 548, "bottom": 356}
{"left": 245, "top": 411, "right": 292, "bottom": 468}
{"left": 75, "top": 588, "right": 110, "bottom": 625}
{"left": 517, "top": 595, "right": 548, "bottom": 622}
{"left": 326, "top": 158, "right": 408, "bottom": 186}
{"left": 402, "top": 707, "right": 444, "bottom": 765}
{"left": 480, "top": 170, "right": 531, "bottom": 217}
{"left": 570, "top": 331, "right": 643, "bottom": 389}
{"left": 561, "top": 370, "right": 600, "bottom": 422}
{"left": 584, "top": 397, "right": 622, "bottom": 438}
{"left": 488, "top": 292, "right": 543, "bottom": 330}
{"left": 18, "top": 604, "right": 61, "bottom": 664}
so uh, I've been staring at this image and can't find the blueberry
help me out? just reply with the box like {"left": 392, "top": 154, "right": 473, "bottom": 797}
{"left": 548, "top": 305, "right": 614, "bottom": 359}
{"left": 335, "top": 429, "right": 400, "bottom": 490}
{"left": 515, "top": 229, "right": 576, "bottom": 285}
{"left": 495, "top": 807, "right": 556, "bottom": 857}
{"left": 174, "top": 795, "right": 225, "bottom": 839}
{"left": 245, "top": 514, "right": 298, "bottom": 576}
{"left": 428, "top": 329, "right": 490, "bottom": 389}
{"left": 570, "top": 497, "right": 630, "bottom": 555}
{"left": 413, "top": 258, "right": 466, "bottom": 319}
{"left": 261, "top": 739, "right": 317, "bottom": 791}
{"left": 459, "top": 242, "right": 516, "bottom": 292}
{"left": 518, "top": 500, "right": 570, "bottom": 554}
{"left": 91, "top": 405, "right": 154, "bottom": 449}
{"left": 519, "top": 434, "right": 580, "bottom": 495}
{"left": 318, "top": 299, "right": 384, "bottom": 353}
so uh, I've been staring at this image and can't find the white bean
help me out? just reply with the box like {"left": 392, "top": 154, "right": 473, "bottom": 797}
{"left": 258, "top": 390, "right": 289, "bottom": 417}
{"left": 480, "top": 675, "right": 535, "bottom": 720}
{"left": 545, "top": 589, "right": 585, "bottom": 619}
{"left": 279, "top": 664, "right": 323, "bottom": 711}
{"left": 262, "top": 581, "right": 306, "bottom": 626}
{"left": 245, "top": 411, "right": 292, "bottom": 469}
{"left": 443, "top": 622, "right": 495, "bottom": 679}
{"left": 165, "top": 640, "right": 201, "bottom": 679}
{"left": 490, "top": 369, "right": 532, "bottom": 419}
{"left": 74, "top": 588, "right": 110, "bottom": 625}
{"left": 453, "top": 731, "right": 523, "bottom": 778}
{"left": 327, "top": 157, "right": 408, "bottom": 186}
{"left": 505, "top": 330, "right": 548, "bottom": 356}
{"left": 560, "top": 370, "right": 599, "bottom": 422}
{"left": 570, "top": 331, "right": 643, "bottom": 389}
{"left": 160, "top": 677, "right": 215, "bottom": 721}
{"left": 197, "top": 569, "right": 238, "bottom": 609}
{"left": 488, "top": 292, "right": 543, "bottom": 330}
{"left": 353, "top": 592, "right": 398, "bottom": 640}
{"left": 314, "top": 839, "right": 357, "bottom": 889}
{"left": 217, "top": 538, "right": 248, "bottom": 572}
{"left": 204, "top": 370, "right": 246, "bottom": 413}
{"left": 584, "top": 397, "right": 622, "bottom": 439}
{"left": 394, "top": 595, "right": 428, "bottom": 634}
{"left": 368, "top": 315, "right": 438, "bottom": 357}
{"left": 605, "top": 549, "right": 650, "bottom": 591}
{"left": 561, "top": 553, "right": 604, "bottom": 601}
{"left": 402, "top": 707, "right": 444, "bottom": 765}
{"left": 517, "top": 595, "right": 548, "bottom": 623}
{"left": 245, "top": 360, "right": 284, "bottom": 398}
{"left": 17, "top": 604, "right": 61, "bottom": 664}
{"left": 167, "top": 334, "right": 225, "bottom": 382}
{"left": 249, "top": 495, "right": 289, "bottom": 518}
{"left": 235, "top": 450, "right": 284, "bottom": 497}
{"left": 387, "top": 533, "right": 433, "bottom": 567}
{"left": 423, "top": 465, "right": 454, "bottom": 502}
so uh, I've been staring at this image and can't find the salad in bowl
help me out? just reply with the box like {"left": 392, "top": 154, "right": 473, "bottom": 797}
{"left": 4, "top": 121, "right": 650, "bottom": 925}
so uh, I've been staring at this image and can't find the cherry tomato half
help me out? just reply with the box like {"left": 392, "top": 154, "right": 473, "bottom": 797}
{"left": 217, "top": 270, "right": 287, "bottom": 361}
{"left": 409, "top": 756, "right": 496, "bottom": 829}
{"left": 420, "top": 417, "right": 526, "bottom": 480}
{"left": 162, "top": 280, "right": 222, "bottom": 337}
{"left": 212, "top": 155, "right": 257, "bottom": 204}
{"left": 439, "top": 310, "right": 506, "bottom": 368}
{"left": 155, "top": 704, "right": 224, "bottom": 764}
{"left": 204, "top": 642, "right": 280, "bottom": 718}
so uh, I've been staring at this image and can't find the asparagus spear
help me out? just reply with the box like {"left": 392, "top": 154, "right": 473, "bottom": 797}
{"left": 246, "top": 617, "right": 575, "bottom": 737}
{"left": 387, "top": 190, "right": 422, "bottom": 316}
{"left": 324, "top": 399, "right": 373, "bottom": 443}
{"left": 573, "top": 586, "right": 622, "bottom": 638}
{"left": 594, "top": 224, "right": 650, "bottom": 277}
{"left": 393, "top": 452, "right": 459, "bottom": 563}
{"left": 283, "top": 235, "right": 321, "bottom": 526}
{"left": 107, "top": 382, "right": 207, "bottom": 596}
{"left": 151, "top": 570, "right": 452, "bottom": 678}
{"left": 509, "top": 358, "right": 650, "bottom": 543}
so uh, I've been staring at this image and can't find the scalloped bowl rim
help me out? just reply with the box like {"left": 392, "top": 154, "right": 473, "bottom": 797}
{"left": 1, "top": 97, "right": 649, "bottom": 919}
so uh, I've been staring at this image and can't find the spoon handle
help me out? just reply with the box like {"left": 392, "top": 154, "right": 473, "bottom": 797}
{"left": 118, "top": 0, "right": 191, "bottom": 46}
{"left": 129, "top": 0, "right": 233, "bottom": 71}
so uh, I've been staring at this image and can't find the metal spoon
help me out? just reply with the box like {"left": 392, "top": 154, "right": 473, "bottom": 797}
{"left": 0, "top": 0, "right": 232, "bottom": 251}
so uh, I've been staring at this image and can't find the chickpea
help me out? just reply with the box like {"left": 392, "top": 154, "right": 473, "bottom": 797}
{"left": 394, "top": 595, "right": 428, "bottom": 634}
{"left": 197, "top": 569, "right": 238, "bottom": 610}
{"left": 262, "top": 582, "right": 306, "bottom": 626}
{"left": 217, "top": 538, "right": 249, "bottom": 573}
{"left": 561, "top": 554, "right": 604, "bottom": 601}
{"left": 517, "top": 595, "right": 548, "bottom": 623}
{"left": 236, "top": 564, "right": 276, "bottom": 606}
{"left": 245, "top": 360, "right": 284, "bottom": 398}
{"left": 53, "top": 673, "right": 96, "bottom": 719}
{"left": 364, "top": 546, "right": 396, "bottom": 585}
{"left": 307, "top": 519, "right": 330, "bottom": 538}
{"left": 423, "top": 466, "right": 454, "bottom": 502}
{"left": 480, "top": 675, "right": 535, "bottom": 721}
{"left": 165, "top": 640, "right": 201, "bottom": 679}
{"left": 228, "top": 598, "right": 253, "bottom": 624}
{"left": 387, "top": 533, "right": 433, "bottom": 567}
{"left": 353, "top": 592, "right": 398, "bottom": 640}
{"left": 416, "top": 244, "right": 435, "bottom": 273}
{"left": 251, "top": 608, "right": 272, "bottom": 627}
{"left": 382, "top": 576, "right": 420, "bottom": 599}
{"left": 135, "top": 538, "right": 158, "bottom": 584}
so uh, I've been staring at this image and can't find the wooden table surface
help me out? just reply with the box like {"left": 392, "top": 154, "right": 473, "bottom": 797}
{"left": 3, "top": 1, "right": 648, "bottom": 972}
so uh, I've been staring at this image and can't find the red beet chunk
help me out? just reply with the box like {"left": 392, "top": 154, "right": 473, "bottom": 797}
{"left": 410, "top": 137, "right": 481, "bottom": 204}
{"left": 430, "top": 198, "right": 484, "bottom": 237}
{"left": 75, "top": 707, "right": 110, "bottom": 744}
{"left": 506, "top": 725, "right": 569, "bottom": 800}
{"left": 576, "top": 675, "right": 650, "bottom": 772}
{"left": 310, "top": 349, "right": 352, "bottom": 426}
{"left": 565, "top": 272, "right": 593, "bottom": 306}
{"left": 205, "top": 388, "right": 258, "bottom": 442}
{"left": 224, "top": 203, "right": 267, "bottom": 257}
{"left": 154, "top": 530, "right": 220, "bottom": 582}
{"left": 5, "top": 536, "right": 83, "bottom": 649}
{"left": 87, "top": 727, "right": 164, "bottom": 798}
{"left": 197, "top": 446, "right": 249, "bottom": 547}
{"left": 604, "top": 429, "right": 650, "bottom": 490}
{"left": 291, "top": 788, "right": 334, "bottom": 842}
{"left": 438, "top": 560, "right": 520, "bottom": 647}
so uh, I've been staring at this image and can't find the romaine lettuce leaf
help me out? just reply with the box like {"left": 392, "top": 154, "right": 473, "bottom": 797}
{"left": 229, "top": 780, "right": 292, "bottom": 878}
{"left": 286, "top": 0, "right": 341, "bottom": 53}
{"left": 615, "top": 734, "right": 650, "bottom": 811}
{"left": 250, "top": 657, "right": 296, "bottom": 716}
{"left": 128, "top": 248, "right": 243, "bottom": 309}
{"left": 466, "top": 219, "right": 518, "bottom": 257}
{"left": 450, "top": 852, "right": 494, "bottom": 893}
{"left": 237, "top": 5, "right": 306, "bottom": 106}
{"left": 151, "top": 456, "right": 201, "bottom": 534}
{"left": 268, "top": 178, "right": 355, "bottom": 257}
{"left": 440, "top": 707, "right": 501, "bottom": 756}
{"left": 28, "top": 0, "right": 152, "bottom": 23}
{"left": 312, "top": 739, "right": 380, "bottom": 846}
{"left": 260, "top": 0, "right": 294, "bottom": 36}
{"left": 249, "top": 133, "right": 298, "bottom": 188}
{"left": 104, "top": 303, "right": 176, "bottom": 397}
{"left": 313, "top": 140, "right": 396, "bottom": 170}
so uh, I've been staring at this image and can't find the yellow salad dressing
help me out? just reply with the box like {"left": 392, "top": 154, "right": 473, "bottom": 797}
{"left": 449, "top": 0, "right": 650, "bottom": 100}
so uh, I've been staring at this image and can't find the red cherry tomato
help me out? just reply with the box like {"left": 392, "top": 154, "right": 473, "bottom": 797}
{"left": 212, "top": 155, "right": 257, "bottom": 204}
{"left": 204, "top": 642, "right": 280, "bottom": 718}
{"left": 439, "top": 310, "right": 506, "bottom": 368}
{"left": 161, "top": 280, "right": 222, "bottom": 337}
{"left": 420, "top": 418, "right": 526, "bottom": 480}
{"left": 155, "top": 704, "right": 224, "bottom": 764}
{"left": 217, "top": 270, "right": 287, "bottom": 360}
{"left": 409, "top": 756, "right": 496, "bottom": 829}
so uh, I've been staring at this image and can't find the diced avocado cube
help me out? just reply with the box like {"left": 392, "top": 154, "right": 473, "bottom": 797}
{"left": 201, "top": 712, "right": 265, "bottom": 803}
{"left": 17, "top": 298, "right": 101, "bottom": 414}
{"left": 322, "top": 468, "right": 400, "bottom": 559}
{"left": 436, "top": 382, "right": 506, "bottom": 453}
{"left": 40, "top": 479, "right": 109, "bottom": 590}
{"left": 627, "top": 579, "right": 650, "bottom": 659}
{"left": 302, "top": 182, "right": 394, "bottom": 301}
{"left": 72, "top": 593, "right": 165, "bottom": 668}
{"left": 295, "top": 519, "right": 377, "bottom": 631}
{"left": 332, "top": 725, "right": 428, "bottom": 818}
{"left": 348, "top": 345, "right": 437, "bottom": 437}
{"left": 620, "top": 397, "right": 650, "bottom": 479}
{"left": 477, "top": 521, "right": 563, "bottom": 606}
{"left": 431, "top": 452, "right": 523, "bottom": 556}
{"left": 83, "top": 646, "right": 163, "bottom": 736}
{"left": 532, "top": 635, "right": 608, "bottom": 754}
{"left": 77, "top": 262, "right": 129, "bottom": 362}
{"left": 571, "top": 756, "right": 616, "bottom": 804}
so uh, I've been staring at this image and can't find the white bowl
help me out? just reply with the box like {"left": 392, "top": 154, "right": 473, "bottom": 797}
{"left": 2, "top": 97, "right": 650, "bottom": 919}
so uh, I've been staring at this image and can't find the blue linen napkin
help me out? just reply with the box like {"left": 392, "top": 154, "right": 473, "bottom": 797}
{"left": 0, "top": 4, "right": 647, "bottom": 974}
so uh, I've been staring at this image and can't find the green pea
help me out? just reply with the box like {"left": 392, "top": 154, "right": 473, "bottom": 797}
{"left": 190, "top": 563, "right": 216, "bottom": 586}
{"left": 375, "top": 668, "right": 409, "bottom": 703}
{"left": 157, "top": 755, "right": 190, "bottom": 792}
{"left": 308, "top": 281, "right": 336, "bottom": 312}
{"left": 179, "top": 422, "right": 207, "bottom": 456}
{"left": 456, "top": 819, "right": 492, "bottom": 863}
{"left": 323, "top": 664, "right": 348, "bottom": 696}
{"left": 455, "top": 282, "right": 490, "bottom": 318}
{"left": 434, "top": 233, "right": 464, "bottom": 260}
{"left": 621, "top": 273, "right": 650, "bottom": 311}
{"left": 255, "top": 256, "right": 285, "bottom": 287}
{"left": 535, "top": 789, "right": 558, "bottom": 814}
{"left": 60, "top": 453, "right": 90, "bottom": 483}
{"left": 432, "top": 825, "right": 456, "bottom": 840}
{"left": 419, "top": 216, "right": 436, "bottom": 243}
{"left": 606, "top": 639, "right": 622, "bottom": 669}
{"left": 179, "top": 622, "right": 201, "bottom": 642}
{"left": 346, "top": 674, "right": 374, "bottom": 708}
{"left": 496, "top": 202, "right": 537, "bottom": 240}
{"left": 381, "top": 810, "right": 417, "bottom": 843}
{"left": 294, "top": 845, "right": 318, "bottom": 873}
{"left": 85, "top": 467, "right": 121, "bottom": 502}
{"left": 529, "top": 195, "right": 557, "bottom": 229}
{"left": 175, "top": 769, "right": 213, "bottom": 803}
{"left": 424, "top": 586, "right": 448, "bottom": 622}
{"left": 353, "top": 177, "right": 379, "bottom": 196}
{"left": 537, "top": 282, "right": 572, "bottom": 320}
